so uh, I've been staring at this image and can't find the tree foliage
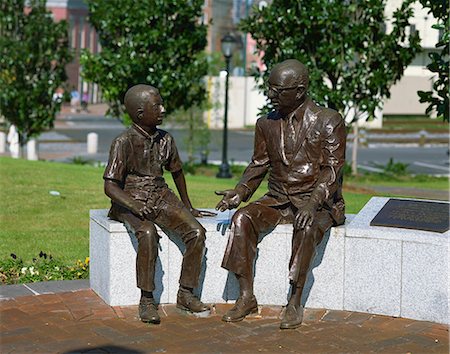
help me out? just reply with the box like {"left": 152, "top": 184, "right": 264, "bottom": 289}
{"left": 81, "top": 0, "right": 208, "bottom": 120}
{"left": 0, "top": 0, "right": 72, "bottom": 145}
{"left": 417, "top": 0, "right": 449, "bottom": 121}
{"left": 241, "top": 0, "right": 421, "bottom": 122}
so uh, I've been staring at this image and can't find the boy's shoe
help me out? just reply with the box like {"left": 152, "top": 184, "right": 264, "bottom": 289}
{"left": 177, "top": 289, "right": 210, "bottom": 312}
{"left": 139, "top": 297, "right": 160, "bottom": 324}
{"left": 280, "top": 303, "right": 303, "bottom": 329}
{"left": 222, "top": 295, "right": 258, "bottom": 322}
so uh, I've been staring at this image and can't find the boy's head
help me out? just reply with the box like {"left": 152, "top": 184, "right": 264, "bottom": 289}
{"left": 124, "top": 84, "right": 165, "bottom": 126}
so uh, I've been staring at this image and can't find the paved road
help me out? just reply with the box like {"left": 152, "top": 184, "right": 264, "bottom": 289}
{"left": 43, "top": 115, "right": 449, "bottom": 176}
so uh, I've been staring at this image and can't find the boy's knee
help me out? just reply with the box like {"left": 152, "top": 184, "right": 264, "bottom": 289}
{"left": 195, "top": 226, "right": 206, "bottom": 242}
{"left": 187, "top": 226, "right": 206, "bottom": 245}
{"left": 135, "top": 223, "right": 159, "bottom": 244}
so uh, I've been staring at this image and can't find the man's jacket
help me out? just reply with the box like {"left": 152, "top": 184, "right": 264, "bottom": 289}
{"left": 235, "top": 97, "right": 346, "bottom": 225}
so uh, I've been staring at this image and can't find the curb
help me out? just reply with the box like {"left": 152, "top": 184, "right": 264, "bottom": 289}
{"left": 0, "top": 279, "right": 90, "bottom": 300}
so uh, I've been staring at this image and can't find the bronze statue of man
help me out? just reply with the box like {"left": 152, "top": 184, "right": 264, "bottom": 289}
{"left": 104, "top": 84, "right": 215, "bottom": 324}
{"left": 216, "top": 59, "right": 346, "bottom": 329}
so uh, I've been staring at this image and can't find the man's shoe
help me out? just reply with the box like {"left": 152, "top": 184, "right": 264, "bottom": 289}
{"left": 222, "top": 295, "right": 258, "bottom": 322}
{"left": 280, "top": 304, "right": 303, "bottom": 329}
{"left": 139, "top": 297, "right": 160, "bottom": 324}
{"left": 177, "top": 289, "right": 210, "bottom": 313}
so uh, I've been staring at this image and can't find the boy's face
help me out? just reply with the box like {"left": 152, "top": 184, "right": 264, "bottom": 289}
{"left": 139, "top": 92, "right": 166, "bottom": 128}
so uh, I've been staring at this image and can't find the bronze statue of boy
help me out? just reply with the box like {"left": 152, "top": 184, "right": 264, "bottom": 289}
{"left": 104, "top": 84, "right": 214, "bottom": 324}
{"left": 216, "top": 59, "right": 346, "bottom": 329}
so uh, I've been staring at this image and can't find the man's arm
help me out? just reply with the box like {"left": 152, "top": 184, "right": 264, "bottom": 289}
{"left": 216, "top": 119, "right": 270, "bottom": 211}
{"left": 295, "top": 113, "right": 346, "bottom": 228}
{"left": 236, "top": 119, "right": 270, "bottom": 198}
{"left": 172, "top": 169, "right": 216, "bottom": 217}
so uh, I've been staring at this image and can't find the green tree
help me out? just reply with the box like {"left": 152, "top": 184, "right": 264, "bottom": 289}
{"left": 417, "top": 0, "right": 449, "bottom": 122}
{"left": 0, "top": 0, "right": 72, "bottom": 150}
{"left": 241, "top": 0, "right": 421, "bottom": 174}
{"left": 170, "top": 105, "right": 211, "bottom": 166}
{"left": 81, "top": 0, "right": 208, "bottom": 121}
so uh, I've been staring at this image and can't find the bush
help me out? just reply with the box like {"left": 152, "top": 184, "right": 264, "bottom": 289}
{"left": 377, "top": 158, "right": 409, "bottom": 176}
{"left": 0, "top": 252, "right": 89, "bottom": 284}
{"left": 343, "top": 161, "right": 353, "bottom": 177}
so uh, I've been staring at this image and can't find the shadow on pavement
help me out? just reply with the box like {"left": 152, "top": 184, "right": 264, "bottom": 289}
{"left": 64, "top": 345, "right": 145, "bottom": 354}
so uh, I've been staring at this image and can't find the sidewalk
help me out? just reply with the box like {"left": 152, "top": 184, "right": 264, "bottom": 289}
{"left": 57, "top": 103, "right": 109, "bottom": 119}
{"left": 0, "top": 282, "right": 448, "bottom": 353}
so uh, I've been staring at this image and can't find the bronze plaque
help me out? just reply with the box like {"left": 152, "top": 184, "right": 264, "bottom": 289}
{"left": 370, "top": 199, "right": 449, "bottom": 233}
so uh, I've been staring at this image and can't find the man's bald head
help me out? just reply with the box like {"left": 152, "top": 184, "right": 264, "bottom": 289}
{"left": 124, "top": 84, "right": 159, "bottom": 122}
{"left": 269, "top": 59, "right": 309, "bottom": 91}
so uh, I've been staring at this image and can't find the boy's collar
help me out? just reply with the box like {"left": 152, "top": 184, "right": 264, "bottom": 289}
{"left": 132, "top": 123, "right": 159, "bottom": 140}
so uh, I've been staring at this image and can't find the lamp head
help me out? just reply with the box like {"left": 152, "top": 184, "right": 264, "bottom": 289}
{"left": 221, "top": 34, "right": 236, "bottom": 59}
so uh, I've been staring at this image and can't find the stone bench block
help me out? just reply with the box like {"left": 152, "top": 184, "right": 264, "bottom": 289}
{"left": 90, "top": 209, "right": 351, "bottom": 308}
{"left": 344, "top": 197, "right": 449, "bottom": 324}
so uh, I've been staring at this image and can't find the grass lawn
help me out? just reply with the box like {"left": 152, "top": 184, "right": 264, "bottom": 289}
{"left": 345, "top": 173, "right": 449, "bottom": 191}
{"left": 0, "top": 157, "right": 445, "bottom": 264}
{"left": 377, "top": 115, "right": 449, "bottom": 132}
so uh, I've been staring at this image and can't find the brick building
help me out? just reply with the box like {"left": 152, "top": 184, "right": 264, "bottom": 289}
{"left": 46, "top": 0, "right": 101, "bottom": 103}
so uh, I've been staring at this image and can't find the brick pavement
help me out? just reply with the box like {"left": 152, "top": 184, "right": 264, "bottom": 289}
{"left": 0, "top": 289, "right": 448, "bottom": 353}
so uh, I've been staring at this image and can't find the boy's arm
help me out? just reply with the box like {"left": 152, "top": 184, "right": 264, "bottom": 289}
{"left": 104, "top": 179, "right": 148, "bottom": 219}
{"left": 171, "top": 169, "right": 216, "bottom": 218}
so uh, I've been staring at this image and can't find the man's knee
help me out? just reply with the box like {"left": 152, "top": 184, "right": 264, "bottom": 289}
{"left": 231, "top": 207, "right": 254, "bottom": 229}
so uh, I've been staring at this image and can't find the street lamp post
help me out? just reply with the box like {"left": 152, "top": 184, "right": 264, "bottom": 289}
{"left": 217, "top": 34, "right": 236, "bottom": 178}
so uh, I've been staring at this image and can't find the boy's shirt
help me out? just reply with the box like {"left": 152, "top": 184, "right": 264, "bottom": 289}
{"left": 104, "top": 124, "right": 183, "bottom": 215}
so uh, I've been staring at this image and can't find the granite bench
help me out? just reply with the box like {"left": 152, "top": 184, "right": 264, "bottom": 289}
{"left": 89, "top": 209, "right": 351, "bottom": 309}
{"left": 90, "top": 197, "right": 449, "bottom": 324}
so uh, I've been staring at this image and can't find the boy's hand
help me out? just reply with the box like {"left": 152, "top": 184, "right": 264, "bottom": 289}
{"left": 190, "top": 208, "right": 217, "bottom": 218}
{"left": 130, "top": 200, "right": 149, "bottom": 219}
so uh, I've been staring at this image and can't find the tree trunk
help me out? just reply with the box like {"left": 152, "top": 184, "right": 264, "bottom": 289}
{"left": 351, "top": 122, "right": 358, "bottom": 176}
{"left": 187, "top": 108, "right": 194, "bottom": 163}
{"left": 18, "top": 132, "right": 26, "bottom": 159}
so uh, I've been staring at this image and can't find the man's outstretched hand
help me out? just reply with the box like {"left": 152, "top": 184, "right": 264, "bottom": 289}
{"left": 215, "top": 189, "right": 242, "bottom": 212}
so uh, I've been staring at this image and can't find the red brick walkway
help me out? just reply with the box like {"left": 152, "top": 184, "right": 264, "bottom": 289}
{"left": 0, "top": 289, "right": 448, "bottom": 353}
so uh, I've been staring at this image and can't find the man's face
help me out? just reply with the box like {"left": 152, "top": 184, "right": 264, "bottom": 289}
{"left": 267, "top": 69, "right": 304, "bottom": 116}
{"left": 140, "top": 92, "right": 166, "bottom": 128}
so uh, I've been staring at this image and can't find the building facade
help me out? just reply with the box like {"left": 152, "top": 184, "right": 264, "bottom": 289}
{"left": 46, "top": 0, "right": 101, "bottom": 103}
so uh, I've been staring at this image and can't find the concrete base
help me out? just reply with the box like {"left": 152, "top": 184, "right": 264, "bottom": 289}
{"left": 90, "top": 197, "right": 449, "bottom": 324}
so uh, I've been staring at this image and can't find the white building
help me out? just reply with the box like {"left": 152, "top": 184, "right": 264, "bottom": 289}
{"left": 383, "top": 0, "right": 441, "bottom": 117}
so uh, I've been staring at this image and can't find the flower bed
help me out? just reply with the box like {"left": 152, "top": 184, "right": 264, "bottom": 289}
{"left": 0, "top": 251, "right": 89, "bottom": 284}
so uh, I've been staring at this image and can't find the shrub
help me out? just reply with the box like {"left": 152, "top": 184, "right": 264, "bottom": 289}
{"left": 377, "top": 158, "right": 409, "bottom": 176}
